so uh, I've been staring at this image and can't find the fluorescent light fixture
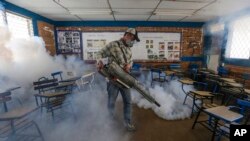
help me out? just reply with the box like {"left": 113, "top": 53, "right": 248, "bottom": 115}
{"left": 69, "top": 9, "right": 111, "bottom": 15}
{"left": 154, "top": 9, "right": 194, "bottom": 16}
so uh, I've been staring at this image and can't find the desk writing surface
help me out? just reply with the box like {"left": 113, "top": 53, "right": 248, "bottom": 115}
{"left": 199, "top": 71, "right": 210, "bottom": 74}
{"left": 244, "top": 89, "right": 250, "bottom": 95}
{"left": 204, "top": 106, "right": 243, "bottom": 122}
{"left": 35, "top": 91, "right": 69, "bottom": 98}
{"left": 179, "top": 79, "right": 195, "bottom": 85}
{"left": 172, "top": 69, "right": 183, "bottom": 73}
{"left": 225, "top": 82, "right": 243, "bottom": 88}
{"left": 190, "top": 91, "right": 213, "bottom": 97}
{"left": 220, "top": 78, "right": 236, "bottom": 83}
{"left": 0, "top": 107, "right": 38, "bottom": 121}
{"left": 0, "top": 86, "right": 21, "bottom": 93}
{"left": 165, "top": 71, "right": 175, "bottom": 75}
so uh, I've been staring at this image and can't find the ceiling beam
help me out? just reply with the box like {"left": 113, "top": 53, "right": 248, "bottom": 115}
{"left": 52, "top": 0, "right": 83, "bottom": 21}
{"left": 146, "top": 0, "right": 163, "bottom": 21}
{"left": 107, "top": 0, "right": 116, "bottom": 21}
{"left": 178, "top": 0, "right": 217, "bottom": 21}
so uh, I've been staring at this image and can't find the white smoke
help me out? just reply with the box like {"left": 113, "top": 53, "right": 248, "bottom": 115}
{"left": 0, "top": 26, "right": 89, "bottom": 90}
{"left": 132, "top": 74, "right": 195, "bottom": 120}
{"left": 0, "top": 26, "right": 130, "bottom": 141}
{"left": 1, "top": 25, "right": 199, "bottom": 141}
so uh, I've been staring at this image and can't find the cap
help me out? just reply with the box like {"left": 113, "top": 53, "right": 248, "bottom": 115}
{"left": 125, "top": 28, "right": 140, "bottom": 42}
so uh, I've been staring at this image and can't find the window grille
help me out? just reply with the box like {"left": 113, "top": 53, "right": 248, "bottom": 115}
{"left": 226, "top": 15, "right": 250, "bottom": 59}
{"left": 6, "top": 11, "right": 33, "bottom": 38}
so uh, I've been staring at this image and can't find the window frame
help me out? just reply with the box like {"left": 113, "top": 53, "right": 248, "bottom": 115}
{"left": 5, "top": 10, "right": 34, "bottom": 37}
{"left": 225, "top": 15, "right": 250, "bottom": 60}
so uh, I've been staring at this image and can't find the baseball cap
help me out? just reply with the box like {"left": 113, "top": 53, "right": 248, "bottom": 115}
{"left": 125, "top": 28, "right": 140, "bottom": 42}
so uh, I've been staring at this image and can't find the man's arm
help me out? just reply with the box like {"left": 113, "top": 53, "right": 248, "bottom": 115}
{"left": 96, "top": 43, "right": 111, "bottom": 70}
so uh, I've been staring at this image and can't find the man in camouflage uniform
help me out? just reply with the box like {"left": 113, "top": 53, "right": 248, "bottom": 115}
{"left": 97, "top": 28, "right": 140, "bottom": 131}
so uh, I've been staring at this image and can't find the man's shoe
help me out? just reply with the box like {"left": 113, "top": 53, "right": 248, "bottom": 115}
{"left": 125, "top": 123, "right": 136, "bottom": 131}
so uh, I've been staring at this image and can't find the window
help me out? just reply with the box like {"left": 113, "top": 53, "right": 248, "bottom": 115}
{"left": 6, "top": 11, "right": 33, "bottom": 38}
{"left": 225, "top": 15, "right": 250, "bottom": 59}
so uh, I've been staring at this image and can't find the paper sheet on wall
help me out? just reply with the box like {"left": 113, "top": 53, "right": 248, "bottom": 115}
{"left": 82, "top": 32, "right": 181, "bottom": 60}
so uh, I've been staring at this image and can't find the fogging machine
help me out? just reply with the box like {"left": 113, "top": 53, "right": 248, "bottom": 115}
{"left": 98, "top": 61, "right": 161, "bottom": 107}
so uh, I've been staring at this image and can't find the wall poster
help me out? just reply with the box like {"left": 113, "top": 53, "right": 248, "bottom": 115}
{"left": 82, "top": 32, "right": 181, "bottom": 61}
{"left": 57, "top": 31, "right": 82, "bottom": 58}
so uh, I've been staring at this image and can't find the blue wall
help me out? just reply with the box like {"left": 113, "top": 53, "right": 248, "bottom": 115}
{"left": 55, "top": 21, "right": 204, "bottom": 27}
{"left": 1, "top": 0, "right": 54, "bottom": 36}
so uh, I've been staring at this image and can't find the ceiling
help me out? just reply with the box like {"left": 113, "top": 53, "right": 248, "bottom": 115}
{"left": 5, "top": 0, "right": 250, "bottom": 22}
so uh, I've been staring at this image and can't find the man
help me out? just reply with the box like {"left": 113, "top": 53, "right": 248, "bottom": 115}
{"left": 97, "top": 28, "right": 140, "bottom": 131}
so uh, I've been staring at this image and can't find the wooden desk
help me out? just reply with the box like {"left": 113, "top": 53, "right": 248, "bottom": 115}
{"left": 225, "top": 82, "right": 243, "bottom": 88}
{"left": 179, "top": 79, "right": 196, "bottom": 105}
{"left": 220, "top": 78, "right": 236, "bottom": 83}
{"left": 0, "top": 107, "right": 38, "bottom": 121}
{"left": 34, "top": 91, "right": 69, "bottom": 98}
{"left": 179, "top": 79, "right": 195, "bottom": 85}
{"left": 0, "top": 107, "right": 41, "bottom": 140}
{"left": 189, "top": 91, "right": 214, "bottom": 116}
{"left": 190, "top": 91, "right": 214, "bottom": 98}
{"left": 202, "top": 106, "right": 243, "bottom": 141}
{"left": 244, "top": 88, "right": 250, "bottom": 95}
{"left": 199, "top": 70, "right": 210, "bottom": 74}
{"left": 171, "top": 69, "right": 184, "bottom": 73}
{"left": 165, "top": 70, "right": 175, "bottom": 76}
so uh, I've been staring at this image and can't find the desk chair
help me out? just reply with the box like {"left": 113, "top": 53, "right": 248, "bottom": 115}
{"left": 76, "top": 72, "right": 95, "bottom": 91}
{"left": 1, "top": 87, "right": 23, "bottom": 113}
{"left": 217, "top": 66, "right": 229, "bottom": 77}
{"left": 33, "top": 77, "right": 73, "bottom": 120}
{"left": 51, "top": 71, "right": 63, "bottom": 81}
{"left": 150, "top": 68, "right": 166, "bottom": 87}
{"left": 168, "top": 64, "right": 183, "bottom": 79}
{"left": 183, "top": 81, "right": 216, "bottom": 117}
{"left": 216, "top": 99, "right": 250, "bottom": 141}
{"left": 0, "top": 89, "right": 44, "bottom": 141}
{"left": 0, "top": 107, "right": 44, "bottom": 141}
{"left": 242, "top": 73, "right": 250, "bottom": 88}
{"left": 183, "top": 81, "right": 208, "bottom": 105}
{"left": 0, "top": 91, "right": 12, "bottom": 113}
{"left": 130, "top": 63, "right": 141, "bottom": 77}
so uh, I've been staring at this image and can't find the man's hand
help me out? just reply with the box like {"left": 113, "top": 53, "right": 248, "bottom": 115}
{"left": 123, "top": 64, "right": 131, "bottom": 73}
{"left": 97, "top": 60, "right": 104, "bottom": 71}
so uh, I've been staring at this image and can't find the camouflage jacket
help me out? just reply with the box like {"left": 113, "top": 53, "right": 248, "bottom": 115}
{"left": 97, "top": 39, "right": 132, "bottom": 67}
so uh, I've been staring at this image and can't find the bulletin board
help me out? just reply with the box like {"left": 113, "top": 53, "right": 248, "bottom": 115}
{"left": 82, "top": 32, "right": 181, "bottom": 60}
{"left": 57, "top": 31, "right": 82, "bottom": 57}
